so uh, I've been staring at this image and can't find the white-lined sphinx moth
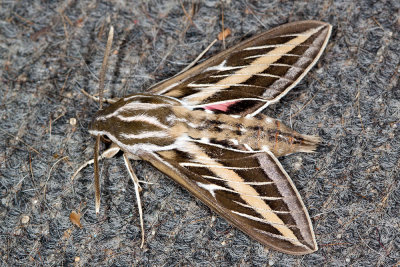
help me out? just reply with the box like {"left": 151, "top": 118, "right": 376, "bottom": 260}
{"left": 77, "top": 20, "right": 331, "bottom": 255}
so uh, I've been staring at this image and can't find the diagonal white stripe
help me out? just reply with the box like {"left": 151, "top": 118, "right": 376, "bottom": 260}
{"left": 202, "top": 175, "right": 274, "bottom": 185}
{"left": 120, "top": 131, "right": 169, "bottom": 139}
{"left": 180, "top": 162, "right": 259, "bottom": 170}
{"left": 196, "top": 181, "right": 282, "bottom": 200}
{"left": 232, "top": 200, "right": 290, "bottom": 214}
{"left": 116, "top": 114, "right": 169, "bottom": 129}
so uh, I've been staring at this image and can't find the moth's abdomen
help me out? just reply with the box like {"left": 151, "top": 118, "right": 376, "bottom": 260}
{"left": 243, "top": 116, "right": 321, "bottom": 156}
{"left": 174, "top": 108, "right": 320, "bottom": 156}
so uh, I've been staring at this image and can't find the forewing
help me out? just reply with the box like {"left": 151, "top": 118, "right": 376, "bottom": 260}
{"left": 140, "top": 141, "right": 317, "bottom": 255}
{"left": 150, "top": 20, "right": 331, "bottom": 116}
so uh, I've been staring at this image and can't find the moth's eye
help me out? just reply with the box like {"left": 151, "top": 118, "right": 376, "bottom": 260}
{"left": 101, "top": 135, "right": 112, "bottom": 143}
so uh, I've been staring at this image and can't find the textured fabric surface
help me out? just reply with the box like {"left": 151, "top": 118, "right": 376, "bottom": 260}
{"left": 1, "top": 0, "right": 399, "bottom": 266}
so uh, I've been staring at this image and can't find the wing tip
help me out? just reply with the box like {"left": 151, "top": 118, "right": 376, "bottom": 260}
{"left": 277, "top": 240, "right": 318, "bottom": 255}
{"left": 300, "top": 242, "right": 319, "bottom": 255}
{"left": 300, "top": 239, "right": 319, "bottom": 255}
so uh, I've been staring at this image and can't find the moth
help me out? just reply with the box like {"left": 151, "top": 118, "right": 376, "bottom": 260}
{"left": 75, "top": 20, "right": 331, "bottom": 255}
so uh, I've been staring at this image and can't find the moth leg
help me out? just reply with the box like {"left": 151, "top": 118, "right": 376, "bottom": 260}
{"left": 125, "top": 152, "right": 141, "bottom": 161}
{"left": 124, "top": 153, "right": 155, "bottom": 186}
{"left": 71, "top": 144, "right": 120, "bottom": 180}
{"left": 123, "top": 153, "right": 145, "bottom": 248}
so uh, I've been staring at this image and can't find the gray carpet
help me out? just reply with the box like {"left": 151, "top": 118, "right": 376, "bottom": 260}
{"left": 1, "top": 0, "right": 399, "bottom": 266}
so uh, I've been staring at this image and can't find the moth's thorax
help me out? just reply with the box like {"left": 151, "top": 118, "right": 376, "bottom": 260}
{"left": 171, "top": 107, "right": 319, "bottom": 156}
{"left": 88, "top": 94, "right": 181, "bottom": 154}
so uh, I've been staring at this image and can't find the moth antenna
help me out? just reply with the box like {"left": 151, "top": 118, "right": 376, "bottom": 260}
{"left": 94, "top": 25, "right": 114, "bottom": 215}
{"left": 98, "top": 26, "right": 114, "bottom": 109}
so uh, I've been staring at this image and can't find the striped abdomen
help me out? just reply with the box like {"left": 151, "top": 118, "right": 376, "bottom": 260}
{"left": 171, "top": 106, "right": 320, "bottom": 156}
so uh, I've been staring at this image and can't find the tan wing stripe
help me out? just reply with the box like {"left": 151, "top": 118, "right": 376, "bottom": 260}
{"left": 232, "top": 200, "right": 291, "bottom": 214}
{"left": 181, "top": 141, "right": 303, "bottom": 246}
{"left": 183, "top": 25, "right": 324, "bottom": 104}
{"left": 202, "top": 175, "right": 274, "bottom": 185}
